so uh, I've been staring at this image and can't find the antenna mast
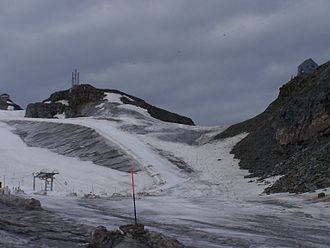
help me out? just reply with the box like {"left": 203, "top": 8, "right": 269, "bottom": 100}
{"left": 71, "top": 69, "right": 80, "bottom": 88}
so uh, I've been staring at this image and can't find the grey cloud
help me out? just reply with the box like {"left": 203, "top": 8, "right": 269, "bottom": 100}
{"left": 1, "top": 0, "right": 330, "bottom": 125}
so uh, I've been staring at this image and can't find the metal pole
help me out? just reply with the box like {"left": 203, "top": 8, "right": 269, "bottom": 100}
{"left": 33, "top": 175, "right": 35, "bottom": 191}
{"left": 51, "top": 176, "right": 54, "bottom": 191}
{"left": 74, "top": 69, "right": 77, "bottom": 85}
{"left": 131, "top": 169, "right": 137, "bottom": 225}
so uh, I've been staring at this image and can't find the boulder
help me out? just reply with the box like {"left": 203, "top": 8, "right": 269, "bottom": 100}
{"left": 27, "top": 198, "right": 42, "bottom": 210}
{"left": 89, "top": 226, "right": 123, "bottom": 247}
{"left": 119, "top": 224, "right": 146, "bottom": 236}
{"left": 88, "top": 224, "right": 186, "bottom": 248}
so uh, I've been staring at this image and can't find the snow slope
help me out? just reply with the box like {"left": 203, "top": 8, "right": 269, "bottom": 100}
{"left": 1, "top": 108, "right": 330, "bottom": 248}
{"left": 0, "top": 109, "right": 260, "bottom": 199}
{"left": 0, "top": 121, "right": 143, "bottom": 196}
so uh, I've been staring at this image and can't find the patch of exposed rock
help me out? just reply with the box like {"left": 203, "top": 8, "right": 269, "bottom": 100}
{"left": 0, "top": 93, "right": 22, "bottom": 110}
{"left": 215, "top": 59, "right": 330, "bottom": 193}
{"left": 0, "top": 188, "right": 41, "bottom": 210}
{"left": 25, "top": 84, "right": 194, "bottom": 125}
{"left": 88, "top": 224, "right": 186, "bottom": 248}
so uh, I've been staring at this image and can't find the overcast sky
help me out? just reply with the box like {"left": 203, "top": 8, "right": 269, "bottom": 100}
{"left": 1, "top": 0, "right": 330, "bottom": 125}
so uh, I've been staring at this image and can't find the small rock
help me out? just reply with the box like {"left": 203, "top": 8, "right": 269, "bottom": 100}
{"left": 89, "top": 226, "right": 123, "bottom": 247}
{"left": 27, "top": 198, "right": 42, "bottom": 210}
{"left": 119, "top": 224, "right": 146, "bottom": 237}
{"left": 90, "top": 226, "right": 108, "bottom": 245}
{"left": 318, "top": 192, "right": 326, "bottom": 198}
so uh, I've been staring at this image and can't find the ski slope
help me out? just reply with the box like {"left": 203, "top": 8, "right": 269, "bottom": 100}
{"left": 0, "top": 109, "right": 262, "bottom": 199}
{"left": 1, "top": 109, "right": 330, "bottom": 248}
{"left": 0, "top": 121, "right": 136, "bottom": 196}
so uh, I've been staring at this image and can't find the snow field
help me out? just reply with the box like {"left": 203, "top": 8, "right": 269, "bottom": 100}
{"left": 1, "top": 110, "right": 330, "bottom": 247}
{"left": 64, "top": 118, "right": 187, "bottom": 192}
{"left": 0, "top": 110, "right": 282, "bottom": 200}
{"left": 0, "top": 121, "right": 154, "bottom": 197}
{"left": 139, "top": 132, "right": 268, "bottom": 200}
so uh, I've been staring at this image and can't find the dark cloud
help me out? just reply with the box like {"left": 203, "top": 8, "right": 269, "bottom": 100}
{"left": 1, "top": 0, "right": 330, "bottom": 125}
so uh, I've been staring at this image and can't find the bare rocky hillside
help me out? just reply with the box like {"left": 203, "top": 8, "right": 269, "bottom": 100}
{"left": 216, "top": 60, "right": 330, "bottom": 193}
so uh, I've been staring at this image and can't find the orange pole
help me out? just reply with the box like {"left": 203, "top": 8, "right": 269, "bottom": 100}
{"left": 131, "top": 169, "right": 135, "bottom": 194}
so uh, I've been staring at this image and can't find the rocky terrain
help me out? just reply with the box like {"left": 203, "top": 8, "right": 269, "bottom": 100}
{"left": 25, "top": 84, "right": 194, "bottom": 126}
{"left": 0, "top": 93, "right": 22, "bottom": 110}
{"left": 0, "top": 189, "right": 188, "bottom": 248}
{"left": 0, "top": 190, "right": 91, "bottom": 248}
{"left": 0, "top": 187, "right": 42, "bottom": 210}
{"left": 88, "top": 224, "right": 186, "bottom": 248}
{"left": 216, "top": 60, "right": 330, "bottom": 193}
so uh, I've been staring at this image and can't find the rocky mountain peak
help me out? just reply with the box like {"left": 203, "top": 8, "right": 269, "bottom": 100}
{"left": 25, "top": 84, "right": 194, "bottom": 125}
{"left": 0, "top": 93, "right": 22, "bottom": 110}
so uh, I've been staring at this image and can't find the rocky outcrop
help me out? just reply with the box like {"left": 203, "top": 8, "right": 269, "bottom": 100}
{"left": 0, "top": 188, "right": 42, "bottom": 210}
{"left": 216, "top": 59, "right": 330, "bottom": 193}
{"left": 25, "top": 84, "right": 194, "bottom": 125}
{"left": 88, "top": 224, "right": 186, "bottom": 248}
{"left": 0, "top": 93, "right": 22, "bottom": 110}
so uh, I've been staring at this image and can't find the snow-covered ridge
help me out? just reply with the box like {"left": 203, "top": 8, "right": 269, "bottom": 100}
{"left": 104, "top": 92, "right": 134, "bottom": 104}
{"left": 55, "top": 100, "right": 69, "bottom": 106}
{"left": 102, "top": 92, "right": 151, "bottom": 119}
{"left": 104, "top": 92, "right": 123, "bottom": 104}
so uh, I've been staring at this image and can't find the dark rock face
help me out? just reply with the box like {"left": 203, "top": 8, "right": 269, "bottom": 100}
{"left": 119, "top": 96, "right": 194, "bottom": 126}
{"left": 318, "top": 192, "right": 326, "bottom": 198}
{"left": 25, "top": 102, "right": 66, "bottom": 118}
{"left": 25, "top": 84, "right": 194, "bottom": 125}
{"left": 0, "top": 93, "right": 22, "bottom": 110}
{"left": 216, "top": 60, "right": 330, "bottom": 193}
{"left": 88, "top": 224, "right": 186, "bottom": 248}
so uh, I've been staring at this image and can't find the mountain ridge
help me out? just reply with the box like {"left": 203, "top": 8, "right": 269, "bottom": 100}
{"left": 216, "top": 60, "right": 330, "bottom": 193}
{"left": 25, "top": 84, "right": 195, "bottom": 126}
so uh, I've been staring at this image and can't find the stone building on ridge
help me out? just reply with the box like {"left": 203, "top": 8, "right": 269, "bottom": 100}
{"left": 298, "top": 58, "right": 318, "bottom": 76}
